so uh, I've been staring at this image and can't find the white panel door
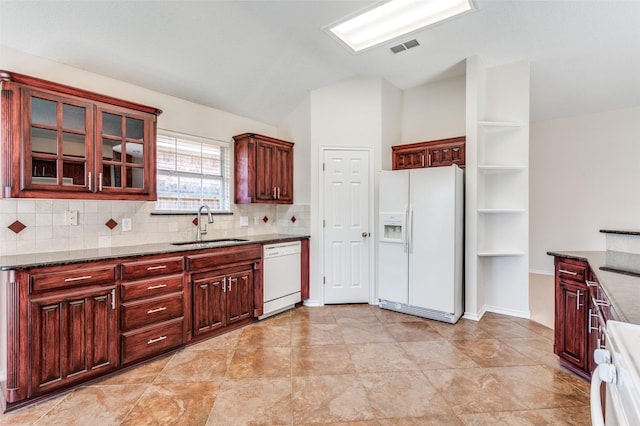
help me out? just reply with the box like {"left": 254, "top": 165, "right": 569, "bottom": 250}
{"left": 323, "top": 149, "right": 371, "bottom": 304}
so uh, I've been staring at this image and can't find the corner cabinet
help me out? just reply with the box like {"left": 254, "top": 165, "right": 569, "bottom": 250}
{"left": 552, "top": 255, "right": 620, "bottom": 379}
{"left": 0, "top": 70, "right": 162, "bottom": 200}
{"left": 391, "top": 136, "right": 465, "bottom": 170}
{"left": 554, "top": 257, "right": 589, "bottom": 375}
{"left": 233, "top": 133, "right": 294, "bottom": 204}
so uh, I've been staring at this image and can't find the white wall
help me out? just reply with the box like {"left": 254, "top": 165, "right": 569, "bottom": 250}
{"left": 401, "top": 75, "right": 466, "bottom": 144}
{"left": 530, "top": 106, "right": 640, "bottom": 274}
{"left": 279, "top": 94, "right": 311, "bottom": 205}
{"left": 1, "top": 47, "right": 275, "bottom": 141}
{"left": 0, "top": 47, "right": 312, "bottom": 256}
{"left": 290, "top": 76, "right": 394, "bottom": 305}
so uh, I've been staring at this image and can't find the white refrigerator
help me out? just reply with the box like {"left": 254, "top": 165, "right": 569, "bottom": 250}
{"left": 378, "top": 164, "right": 464, "bottom": 323}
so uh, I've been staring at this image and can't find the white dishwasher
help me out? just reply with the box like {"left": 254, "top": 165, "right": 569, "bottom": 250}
{"left": 261, "top": 241, "right": 301, "bottom": 319}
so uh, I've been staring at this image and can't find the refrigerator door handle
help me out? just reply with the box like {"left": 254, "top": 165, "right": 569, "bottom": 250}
{"left": 407, "top": 205, "right": 413, "bottom": 254}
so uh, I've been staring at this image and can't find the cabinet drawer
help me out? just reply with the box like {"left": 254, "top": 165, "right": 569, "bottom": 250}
{"left": 186, "top": 245, "right": 261, "bottom": 271}
{"left": 557, "top": 259, "right": 587, "bottom": 282}
{"left": 121, "top": 292, "right": 184, "bottom": 331}
{"left": 121, "top": 274, "right": 183, "bottom": 302}
{"left": 121, "top": 257, "right": 184, "bottom": 280}
{"left": 30, "top": 266, "right": 116, "bottom": 293}
{"left": 121, "top": 318, "right": 184, "bottom": 365}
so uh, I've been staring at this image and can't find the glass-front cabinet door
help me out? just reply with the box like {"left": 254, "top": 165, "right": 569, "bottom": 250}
{"left": 1, "top": 70, "right": 160, "bottom": 200}
{"left": 25, "top": 89, "right": 93, "bottom": 192}
{"left": 96, "top": 106, "right": 152, "bottom": 195}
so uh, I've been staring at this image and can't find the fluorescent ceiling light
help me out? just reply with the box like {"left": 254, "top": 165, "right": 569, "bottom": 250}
{"left": 328, "top": 0, "right": 474, "bottom": 53}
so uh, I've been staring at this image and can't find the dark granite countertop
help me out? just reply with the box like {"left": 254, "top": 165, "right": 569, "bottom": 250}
{"left": 599, "top": 229, "right": 640, "bottom": 236}
{"left": 547, "top": 250, "right": 640, "bottom": 325}
{"left": 0, "top": 233, "right": 309, "bottom": 270}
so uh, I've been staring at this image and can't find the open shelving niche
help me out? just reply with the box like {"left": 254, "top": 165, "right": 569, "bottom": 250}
{"left": 476, "top": 120, "right": 528, "bottom": 257}
{"left": 465, "top": 58, "right": 530, "bottom": 319}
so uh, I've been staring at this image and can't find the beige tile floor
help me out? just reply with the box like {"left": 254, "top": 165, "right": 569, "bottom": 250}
{"left": 1, "top": 305, "right": 591, "bottom": 425}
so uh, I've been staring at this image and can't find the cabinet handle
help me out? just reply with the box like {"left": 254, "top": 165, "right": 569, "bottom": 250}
{"left": 110, "top": 288, "right": 116, "bottom": 310}
{"left": 147, "top": 265, "right": 167, "bottom": 271}
{"left": 272, "top": 187, "right": 277, "bottom": 199}
{"left": 576, "top": 290, "right": 583, "bottom": 309}
{"left": 589, "top": 308, "right": 596, "bottom": 334}
{"left": 222, "top": 277, "right": 226, "bottom": 293}
{"left": 428, "top": 154, "right": 432, "bottom": 166}
{"left": 147, "top": 307, "right": 167, "bottom": 314}
{"left": 593, "top": 299, "right": 610, "bottom": 307}
{"left": 421, "top": 154, "right": 425, "bottom": 167}
{"left": 88, "top": 172, "right": 92, "bottom": 191}
{"left": 147, "top": 336, "right": 167, "bottom": 345}
{"left": 64, "top": 275, "right": 93, "bottom": 282}
{"left": 99, "top": 172, "right": 103, "bottom": 191}
{"left": 585, "top": 280, "right": 598, "bottom": 287}
{"left": 559, "top": 269, "right": 578, "bottom": 276}
{"left": 147, "top": 283, "right": 167, "bottom": 290}
{"left": 277, "top": 187, "right": 281, "bottom": 199}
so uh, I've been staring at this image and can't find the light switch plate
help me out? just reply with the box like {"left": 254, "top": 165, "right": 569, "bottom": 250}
{"left": 122, "top": 218, "right": 132, "bottom": 232}
{"left": 239, "top": 216, "right": 249, "bottom": 227}
{"left": 65, "top": 210, "right": 78, "bottom": 226}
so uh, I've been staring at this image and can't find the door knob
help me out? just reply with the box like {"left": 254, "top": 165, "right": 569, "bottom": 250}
{"left": 362, "top": 232, "right": 370, "bottom": 237}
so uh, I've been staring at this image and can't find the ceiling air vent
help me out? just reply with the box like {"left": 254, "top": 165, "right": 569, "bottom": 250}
{"left": 389, "top": 39, "right": 420, "bottom": 54}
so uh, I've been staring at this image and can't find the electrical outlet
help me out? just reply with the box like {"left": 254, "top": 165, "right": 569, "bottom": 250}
{"left": 122, "top": 218, "right": 132, "bottom": 232}
{"left": 239, "top": 216, "right": 248, "bottom": 227}
{"left": 254, "top": 216, "right": 259, "bottom": 225}
{"left": 65, "top": 210, "right": 78, "bottom": 226}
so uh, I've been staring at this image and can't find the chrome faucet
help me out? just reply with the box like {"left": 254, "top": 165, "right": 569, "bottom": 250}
{"left": 197, "top": 204, "right": 214, "bottom": 242}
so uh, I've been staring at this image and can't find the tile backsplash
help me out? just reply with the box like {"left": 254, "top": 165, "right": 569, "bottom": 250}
{"left": 605, "top": 232, "right": 640, "bottom": 255}
{"left": 0, "top": 199, "right": 310, "bottom": 256}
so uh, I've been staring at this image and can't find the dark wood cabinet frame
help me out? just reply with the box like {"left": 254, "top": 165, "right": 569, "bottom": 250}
{"left": 0, "top": 70, "right": 162, "bottom": 200}
{"left": 233, "top": 133, "right": 294, "bottom": 204}
{"left": 2, "top": 239, "right": 309, "bottom": 412}
{"left": 391, "top": 136, "right": 465, "bottom": 170}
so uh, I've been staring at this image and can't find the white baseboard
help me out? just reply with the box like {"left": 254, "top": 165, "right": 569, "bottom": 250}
{"left": 485, "top": 304, "right": 531, "bottom": 319}
{"left": 302, "top": 300, "right": 323, "bottom": 307}
{"left": 462, "top": 306, "right": 486, "bottom": 321}
{"left": 463, "top": 304, "right": 531, "bottom": 321}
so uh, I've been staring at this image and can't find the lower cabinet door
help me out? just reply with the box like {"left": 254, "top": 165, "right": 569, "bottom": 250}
{"left": 192, "top": 274, "right": 225, "bottom": 335}
{"left": 555, "top": 280, "right": 588, "bottom": 371}
{"left": 227, "top": 270, "right": 253, "bottom": 325}
{"left": 29, "top": 286, "right": 118, "bottom": 396}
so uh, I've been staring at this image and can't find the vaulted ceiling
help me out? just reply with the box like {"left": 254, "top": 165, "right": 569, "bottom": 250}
{"left": 2, "top": 1, "right": 639, "bottom": 125}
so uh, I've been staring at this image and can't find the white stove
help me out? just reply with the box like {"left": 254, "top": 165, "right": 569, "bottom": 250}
{"left": 591, "top": 321, "right": 640, "bottom": 425}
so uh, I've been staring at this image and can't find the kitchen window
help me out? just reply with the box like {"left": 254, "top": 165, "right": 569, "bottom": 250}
{"left": 155, "top": 131, "right": 230, "bottom": 213}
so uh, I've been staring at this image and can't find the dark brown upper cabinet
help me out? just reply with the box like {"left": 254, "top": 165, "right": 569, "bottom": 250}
{"left": 392, "top": 136, "right": 465, "bottom": 170}
{"left": 233, "top": 133, "right": 294, "bottom": 204}
{"left": 0, "top": 70, "right": 162, "bottom": 200}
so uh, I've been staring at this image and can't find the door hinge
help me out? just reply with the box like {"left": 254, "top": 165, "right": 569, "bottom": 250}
{"left": 323, "top": 162, "right": 325, "bottom": 171}
{"left": 323, "top": 219, "right": 325, "bottom": 228}
{"left": 323, "top": 276, "right": 326, "bottom": 285}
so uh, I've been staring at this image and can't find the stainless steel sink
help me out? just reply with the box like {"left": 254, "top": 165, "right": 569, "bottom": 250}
{"left": 171, "top": 238, "right": 248, "bottom": 247}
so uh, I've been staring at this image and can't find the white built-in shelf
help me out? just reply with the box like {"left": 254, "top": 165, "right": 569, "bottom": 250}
{"left": 479, "top": 120, "right": 526, "bottom": 127}
{"left": 478, "top": 165, "right": 526, "bottom": 172}
{"left": 477, "top": 250, "right": 526, "bottom": 257}
{"left": 477, "top": 208, "right": 526, "bottom": 214}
